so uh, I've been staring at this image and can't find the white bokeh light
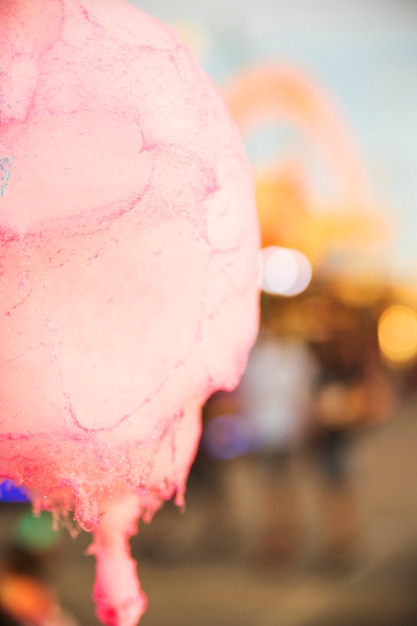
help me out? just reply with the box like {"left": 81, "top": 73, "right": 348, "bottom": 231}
{"left": 258, "top": 246, "right": 312, "bottom": 296}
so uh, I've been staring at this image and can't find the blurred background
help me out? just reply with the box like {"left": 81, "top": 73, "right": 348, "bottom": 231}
{"left": 2, "top": 0, "right": 417, "bottom": 625}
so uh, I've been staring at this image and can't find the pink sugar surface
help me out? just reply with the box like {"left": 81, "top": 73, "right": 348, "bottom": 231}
{"left": 0, "top": 1, "right": 259, "bottom": 624}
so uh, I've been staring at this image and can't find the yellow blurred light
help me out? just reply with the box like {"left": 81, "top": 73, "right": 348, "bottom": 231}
{"left": 378, "top": 305, "right": 417, "bottom": 363}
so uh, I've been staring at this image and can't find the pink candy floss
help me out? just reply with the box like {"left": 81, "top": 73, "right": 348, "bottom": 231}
{"left": 0, "top": 1, "right": 259, "bottom": 625}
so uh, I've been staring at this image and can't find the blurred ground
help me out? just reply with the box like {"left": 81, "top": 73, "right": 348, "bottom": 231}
{"left": 1, "top": 394, "right": 417, "bottom": 626}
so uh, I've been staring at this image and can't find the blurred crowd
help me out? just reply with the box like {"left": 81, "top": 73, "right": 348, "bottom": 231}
{"left": 138, "top": 289, "right": 400, "bottom": 577}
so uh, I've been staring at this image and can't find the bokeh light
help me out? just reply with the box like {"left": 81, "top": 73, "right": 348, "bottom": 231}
{"left": 16, "top": 510, "right": 60, "bottom": 552}
{"left": 378, "top": 305, "right": 417, "bottom": 364}
{"left": 201, "top": 414, "right": 254, "bottom": 460}
{"left": 258, "top": 246, "right": 312, "bottom": 296}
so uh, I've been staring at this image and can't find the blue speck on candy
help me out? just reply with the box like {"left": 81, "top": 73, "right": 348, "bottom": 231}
{"left": 0, "top": 480, "right": 29, "bottom": 503}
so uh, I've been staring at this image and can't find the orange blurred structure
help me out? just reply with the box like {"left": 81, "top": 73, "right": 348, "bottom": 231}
{"left": 224, "top": 65, "right": 388, "bottom": 269}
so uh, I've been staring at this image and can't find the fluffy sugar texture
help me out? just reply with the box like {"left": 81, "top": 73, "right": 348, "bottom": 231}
{"left": 0, "top": 1, "right": 259, "bottom": 624}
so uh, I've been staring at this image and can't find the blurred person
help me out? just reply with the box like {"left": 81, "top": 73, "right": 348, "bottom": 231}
{"left": 310, "top": 347, "right": 396, "bottom": 573}
{"left": 180, "top": 329, "right": 319, "bottom": 564}
{"left": 311, "top": 372, "right": 364, "bottom": 572}
{"left": 239, "top": 325, "right": 319, "bottom": 570}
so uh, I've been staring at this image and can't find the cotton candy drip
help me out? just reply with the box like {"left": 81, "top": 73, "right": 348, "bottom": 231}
{"left": 0, "top": 1, "right": 259, "bottom": 624}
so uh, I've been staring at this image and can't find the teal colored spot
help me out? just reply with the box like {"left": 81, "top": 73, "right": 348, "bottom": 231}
{"left": 0, "top": 156, "right": 15, "bottom": 197}
{"left": 15, "top": 510, "right": 61, "bottom": 552}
